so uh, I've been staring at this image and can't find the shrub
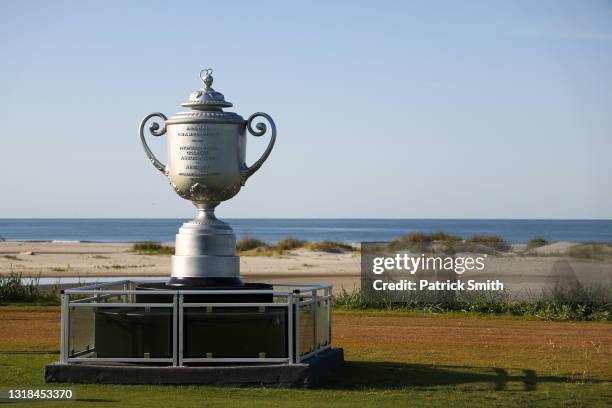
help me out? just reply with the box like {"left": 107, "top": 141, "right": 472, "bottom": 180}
{"left": 276, "top": 237, "right": 307, "bottom": 251}
{"left": 308, "top": 240, "right": 354, "bottom": 253}
{"left": 405, "top": 232, "right": 430, "bottom": 243}
{"left": 132, "top": 241, "right": 174, "bottom": 255}
{"left": 467, "top": 234, "right": 510, "bottom": 251}
{"left": 0, "top": 271, "right": 58, "bottom": 304}
{"left": 389, "top": 231, "right": 462, "bottom": 251}
{"left": 527, "top": 237, "right": 548, "bottom": 249}
{"left": 468, "top": 234, "right": 505, "bottom": 244}
{"left": 429, "top": 231, "right": 462, "bottom": 242}
{"left": 388, "top": 232, "right": 429, "bottom": 250}
{"left": 236, "top": 236, "right": 269, "bottom": 252}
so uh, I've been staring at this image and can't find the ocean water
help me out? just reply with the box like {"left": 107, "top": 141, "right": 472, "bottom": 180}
{"left": 0, "top": 219, "right": 611, "bottom": 243}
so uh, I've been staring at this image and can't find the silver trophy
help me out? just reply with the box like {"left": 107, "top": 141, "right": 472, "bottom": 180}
{"left": 139, "top": 68, "right": 276, "bottom": 285}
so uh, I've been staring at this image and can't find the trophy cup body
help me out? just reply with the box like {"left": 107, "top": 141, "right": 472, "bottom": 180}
{"left": 139, "top": 69, "right": 276, "bottom": 286}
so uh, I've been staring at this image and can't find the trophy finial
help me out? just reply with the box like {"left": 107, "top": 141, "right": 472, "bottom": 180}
{"left": 182, "top": 68, "right": 232, "bottom": 109}
{"left": 200, "top": 68, "right": 214, "bottom": 89}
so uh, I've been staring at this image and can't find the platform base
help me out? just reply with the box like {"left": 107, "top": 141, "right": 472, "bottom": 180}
{"left": 45, "top": 348, "right": 344, "bottom": 388}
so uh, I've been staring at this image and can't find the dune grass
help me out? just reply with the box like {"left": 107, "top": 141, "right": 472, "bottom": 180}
{"left": 308, "top": 240, "right": 354, "bottom": 253}
{"left": 236, "top": 237, "right": 270, "bottom": 252}
{"left": 236, "top": 237, "right": 354, "bottom": 256}
{"left": 132, "top": 241, "right": 175, "bottom": 255}
{"left": 567, "top": 243, "right": 612, "bottom": 261}
{"left": 527, "top": 237, "right": 548, "bottom": 249}
{"left": 388, "top": 232, "right": 513, "bottom": 253}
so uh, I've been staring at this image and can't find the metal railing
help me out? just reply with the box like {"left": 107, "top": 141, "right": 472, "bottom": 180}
{"left": 60, "top": 280, "right": 332, "bottom": 365}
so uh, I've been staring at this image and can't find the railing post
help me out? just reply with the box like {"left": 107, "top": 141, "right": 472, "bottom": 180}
{"left": 173, "top": 293, "right": 178, "bottom": 366}
{"left": 178, "top": 293, "right": 184, "bottom": 366}
{"left": 328, "top": 286, "right": 332, "bottom": 346}
{"left": 312, "top": 289, "right": 317, "bottom": 353}
{"left": 295, "top": 290, "right": 300, "bottom": 362}
{"left": 287, "top": 293, "right": 294, "bottom": 364}
{"left": 60, "top": 292, "right": 69, "bottom": 363}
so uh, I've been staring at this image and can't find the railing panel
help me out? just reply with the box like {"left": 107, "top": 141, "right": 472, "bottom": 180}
{"left": 298, "top": 301, "right": 314, "bottom": 356}
{"left": 316, "top": 298, "right": 331, "bottom": 348}
{"left": 68, "top": 306, "right": 95, "bottom": 357}
{"left": 96, "top": 306, "right": 173, "bottom": 358}
{"left": 183, "top": 306, "right": 288, "bottom": 358}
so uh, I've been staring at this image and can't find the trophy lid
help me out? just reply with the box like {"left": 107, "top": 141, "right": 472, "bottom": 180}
{"left": 181, "top": 69, "right": 233, "bottom": 110}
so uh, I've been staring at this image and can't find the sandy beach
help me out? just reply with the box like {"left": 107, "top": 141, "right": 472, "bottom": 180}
{"left": 0, "top": 241, "right": 362, "bottom": 293}
{"left": 1, "top": 241, "right": 610, "bottom": 296}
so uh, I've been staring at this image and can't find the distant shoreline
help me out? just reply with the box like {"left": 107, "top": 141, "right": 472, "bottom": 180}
{"left": 2, "top": 219, "right": 612, "bottom": 244}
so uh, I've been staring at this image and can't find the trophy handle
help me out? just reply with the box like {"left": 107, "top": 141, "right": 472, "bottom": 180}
{"left": 241, "top": 112, "right": 276, "bottom": 185}
{"left": 139, "top": 112, "right": 168, "bottom": 174}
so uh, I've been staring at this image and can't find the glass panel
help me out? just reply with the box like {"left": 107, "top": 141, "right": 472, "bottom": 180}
{"left": 316, "top": 299, "right": 330, "bottom": 348}
{"left": 298, "top": 301, "right": 314, "bottom": 355}
{"left": 184, "top": 306, "right": 287, "bottom": 358}
{"left": 68, "top": 306, "right": 95, "bottom": 357}
{"left": 93, "top": 307, "right": 173, "bottom": 358}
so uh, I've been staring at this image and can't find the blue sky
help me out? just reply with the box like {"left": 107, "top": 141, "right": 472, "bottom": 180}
{"left": 0, "top": 0, "right": 611, "bottom": 218}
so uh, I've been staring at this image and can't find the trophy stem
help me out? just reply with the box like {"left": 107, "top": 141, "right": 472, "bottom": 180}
{"left": 195, "top": 201, "right": 220, "bottom": 223}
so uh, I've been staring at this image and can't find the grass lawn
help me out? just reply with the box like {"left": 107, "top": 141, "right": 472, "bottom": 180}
{"left": 0, "top": 307, "right": 610, "bottom": 407}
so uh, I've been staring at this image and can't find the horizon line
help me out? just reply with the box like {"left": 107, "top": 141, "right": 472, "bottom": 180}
{"left": 1, "top": 217, "right": 611, "bottom": 221}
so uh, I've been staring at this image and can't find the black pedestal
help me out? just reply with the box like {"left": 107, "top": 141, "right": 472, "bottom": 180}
{"left": 45, "top": 348, "right": 344, "bottom": 388}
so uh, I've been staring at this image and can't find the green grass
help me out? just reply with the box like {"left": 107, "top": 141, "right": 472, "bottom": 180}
{"left": 0, "top": 350, "right": 609, "bottom": 407}
{"left": 132, "top": 242, "right": 175, "bottom": 255}
{"left": 333, "top": 288, "right": 612, "bottom": 321}
{"left": 0, "top": 307, "right": 610, "bottom": 406}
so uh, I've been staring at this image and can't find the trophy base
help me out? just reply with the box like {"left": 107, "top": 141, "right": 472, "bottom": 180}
{"left": 171, "top": 205, "right": 241, "bottom": 281}
{"left": 136, "top": 280, "right": 273, "bottom": 303}
{"left": 166, "top": 276, "right": 243, "bottom": 287}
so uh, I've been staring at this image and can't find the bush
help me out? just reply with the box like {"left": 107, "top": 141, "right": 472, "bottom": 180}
{"left": 0, "top": 272, "right": 58, "bottom": 304}
{"left": 276, "top": 237, "right": 307, "bottom": 251}
{"left": 405, "top": 232, "right": 430, "bottom": 243}
{"left": 527, "top": 237, "right": 548, "bottom": 249}
{"left": 467, "top": 235, "right": 510, "bottom": 251}
{"left": 429, "top": 231, "right": 462, "bottom": 242}
{"left": 308, "top": 240, "right": 354, "bottom": 253}
{"left": 389, "top": 231, "right": 463, "bottom": 250}
{"left": 132, "top": 241, "right": 174, "bottom": 255}
{"left": 467, "top": 234, "right": 505, "bottom": 244}
{"left": 236, "top": 237, "right": 269, "bottom": 252}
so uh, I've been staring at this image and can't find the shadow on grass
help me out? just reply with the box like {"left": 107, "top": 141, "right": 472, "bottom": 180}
{"left": 322, "top": 362, "right": 603, "bottom": 391}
